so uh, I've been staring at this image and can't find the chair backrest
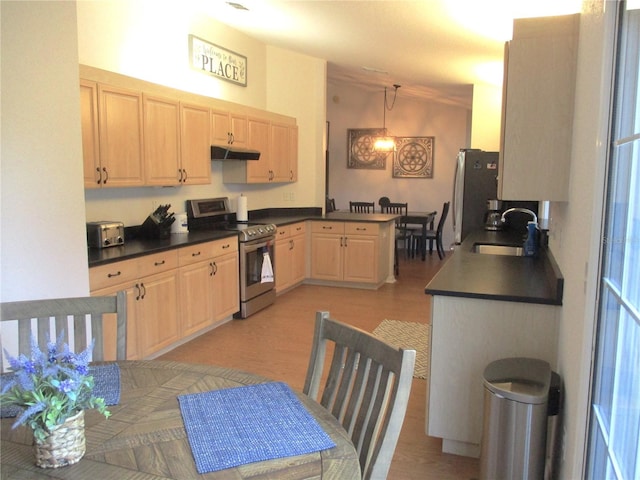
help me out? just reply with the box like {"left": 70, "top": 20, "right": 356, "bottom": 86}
{"left": 381, "top": 202, "right": 409, "bottom": 228}
{"left": 349, "top": 201, "right": 375, "bottom": 213}
{"left": 436, "top": 201, "right": 450, "bottom": 233}
{"left": 0, "top": 292, "right": 127, "bottom": 371}
{"left": 378, "top": 197, "right": 391, "bottom": 212}
{"left": 303, "top": 311, "right": 416, "bottom": 479}
{"left": 326, "top": 197, "right": 336, "bottom": 213}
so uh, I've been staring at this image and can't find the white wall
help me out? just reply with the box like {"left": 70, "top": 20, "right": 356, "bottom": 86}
{"left": 76, "top": 1, "right": 326, "bottom": 227}
{"left": 326, "top": 83, "right": 470, "bottom": 249}
{"left": 550, "top": 1, "right": 615, "bottom": 478}
{"left": 1, "top": 1, "right": 89, "bottom": 301}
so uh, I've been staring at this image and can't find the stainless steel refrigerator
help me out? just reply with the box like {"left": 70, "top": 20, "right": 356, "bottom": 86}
{"left": 452, "top": 149, "right": 499, "bottom": 245}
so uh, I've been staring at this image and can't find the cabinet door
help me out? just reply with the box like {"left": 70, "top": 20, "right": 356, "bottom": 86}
{"left": 290, "top": 231, "right": 306, "bottom": 285}
{"left": 229, "top": 113, "right": 247, "bottom": 146}
{"left": 91, "top": 284, "right": 140, "bottom": 361}
{"left": 80, "top": 80, "right": 101, "bottom": 188}
{"left": 137, "top": 270, "right": 179, "bottom": 358}
{"left": 275, "top": 235, "right": 293, "bottom": 292}
{"left": 180, "top": 103, "right": 211, "bottom": 185}
{"left": 246, "top": 116, "right": 271, "bottom": 183}
{"left": 499, "top": 14, "right": 578, "bottom": 201}
{"left": 211, "top": 108, "right": 230, "bottom": 145}
{"left": 343, "top": 235, "right": 378, "bottom": 283}
{"left": 143, "top": 94, "right": 181, "bottom": 186}
{"left": 288, "top": 125, "right": 298, "bottom": 182}
{"left": 310, "top": 234, "right": 343, "bottom": 281}
{"left": 270, "top": 122, "right": 290, "bottom": 183}
{"left": 178, "top": 260, "right": 214, "bottom": 337}
{"left": 98, "top": 84, "right": 144, "bottom": 187}
{"left": 212, "top": 251, "right": 239, "bottom": 320}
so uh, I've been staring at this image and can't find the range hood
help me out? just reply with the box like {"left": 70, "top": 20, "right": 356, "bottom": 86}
{"left": 211, "top": 145, "right": 261, "bottom": 161}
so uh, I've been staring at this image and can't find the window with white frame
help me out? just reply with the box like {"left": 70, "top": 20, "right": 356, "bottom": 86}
{"left": 587, "top": 2, "right": 640, "bottom": 479}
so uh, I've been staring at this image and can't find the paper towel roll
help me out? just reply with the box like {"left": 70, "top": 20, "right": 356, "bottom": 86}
{"left": 237, "top": 195, "right": 248, "bottom": 222}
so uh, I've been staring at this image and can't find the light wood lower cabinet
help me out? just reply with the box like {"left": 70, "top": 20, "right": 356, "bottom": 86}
{"left": 90, "top": 239, "right": 238, "bottom": 359}
{"left": 90, "top": 251, "right": 179, "bottom": 360}
{"left": 309, "top": 221, "right": 386, "bottom": 286}
{"left": 178, "top": 238, "right": 239, "bottom": 337}
{"left": 275, "top": 222, "right": 306, "bottom": 293}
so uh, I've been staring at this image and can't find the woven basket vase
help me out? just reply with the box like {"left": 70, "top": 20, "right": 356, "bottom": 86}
{"left": 34, "top": 410, "right": 86, "bottom": 468}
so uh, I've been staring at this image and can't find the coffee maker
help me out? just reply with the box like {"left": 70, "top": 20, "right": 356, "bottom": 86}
{"left": 484, "top": 199, "right": 503, "bottom": 231}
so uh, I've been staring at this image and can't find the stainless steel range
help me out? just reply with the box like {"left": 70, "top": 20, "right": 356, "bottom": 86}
{"left": 187, "top": 198, "right": 276, "bottom": 319}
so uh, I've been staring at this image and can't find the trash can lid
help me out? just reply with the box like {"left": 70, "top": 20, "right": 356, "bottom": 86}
{"left": 483, "top": 357, "right": 551, "bottom": 404}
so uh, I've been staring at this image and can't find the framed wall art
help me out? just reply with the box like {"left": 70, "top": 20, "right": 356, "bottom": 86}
{"left": 393, "top": 136, "right": 434, "bottom": 178}
{"left": 347, "top": 128, "right": 390, "bottom": 169}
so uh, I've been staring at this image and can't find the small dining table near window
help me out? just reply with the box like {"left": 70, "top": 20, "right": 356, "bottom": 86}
{"left": 0, "top": 361, "right": 361, "bottom": 479}
{"left": 401, "top": 211, "right": 437, "bottom": 260}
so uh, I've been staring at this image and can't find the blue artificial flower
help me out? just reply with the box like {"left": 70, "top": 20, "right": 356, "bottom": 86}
{"left": 0, "top": 332, "right": 110, "bottom": 441}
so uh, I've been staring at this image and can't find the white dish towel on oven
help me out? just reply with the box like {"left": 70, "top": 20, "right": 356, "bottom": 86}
{"left": 261, "top": 250, "right": 274, "bottom": 283}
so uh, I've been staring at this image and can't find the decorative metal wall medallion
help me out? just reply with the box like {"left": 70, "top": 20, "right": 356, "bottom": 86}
{"left": 347, "top": 128, "right": 390, "bottom": 169}
{"left": 393, "top": 137, "right": 434, "bottom": 178}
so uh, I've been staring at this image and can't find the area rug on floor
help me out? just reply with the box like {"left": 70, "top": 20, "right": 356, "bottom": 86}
{"left": 372, "top": 320, "right": 429, "bottom": 379}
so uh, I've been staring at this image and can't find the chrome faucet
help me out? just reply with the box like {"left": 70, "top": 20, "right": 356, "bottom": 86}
{"left": 500, "top": 208, "right": 538, "bottom": 224}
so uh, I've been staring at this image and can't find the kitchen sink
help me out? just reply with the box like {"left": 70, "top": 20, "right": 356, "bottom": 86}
{"left": 472, "top": 243, "right": 525, "bottom": 256}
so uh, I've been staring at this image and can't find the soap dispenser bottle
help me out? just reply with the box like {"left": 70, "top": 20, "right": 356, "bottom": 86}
{"left": 524, "top": 221, "right": 539, "bottom": 257}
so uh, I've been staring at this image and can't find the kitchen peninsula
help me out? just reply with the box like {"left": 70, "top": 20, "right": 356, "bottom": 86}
{"left": 424, "top": 229, "right": 563, "bottom": 458}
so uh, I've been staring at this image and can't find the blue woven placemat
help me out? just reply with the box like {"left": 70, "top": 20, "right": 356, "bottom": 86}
{"left": 1, "top": 363, "right": 121, "bottom": 418}
{"left": 177, "top": 381, "right": 336, "bottom": 474}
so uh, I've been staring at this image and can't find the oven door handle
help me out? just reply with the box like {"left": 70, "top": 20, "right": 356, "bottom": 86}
{"left": 242, "top": 239, "right": 273, "bottom": 253}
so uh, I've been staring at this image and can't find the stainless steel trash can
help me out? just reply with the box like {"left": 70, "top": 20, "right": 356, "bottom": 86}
{"left": 479, "top": 357, "right": 552, "bottom": 480}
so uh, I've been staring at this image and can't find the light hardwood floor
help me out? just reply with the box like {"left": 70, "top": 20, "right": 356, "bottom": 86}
{"left": 160, "top": 251, "right": 480, "bottom": 480}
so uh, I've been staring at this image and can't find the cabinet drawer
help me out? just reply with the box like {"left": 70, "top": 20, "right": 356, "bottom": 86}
{"left": 276, "top": 225, "right": 291, "bottom": 240}
{"left": 89, "top": 259, "right": 138, "bottom": 291}
{"left": 137, "top": 250, "right": 178, "bottom": 277}
{"left": 289, "top": 222, "right": 306, "bottom": 236}
{"left": 311, "top": 221, "right": 344, "bottom": 234}
{"left": 211, "top": 237, "right": 238, "bottom": 257}
{"left": 178, "top": 242, "right": 216, "bottom": 266}
{"left": 345, "top": 222, "right": 379, "bottom": 236}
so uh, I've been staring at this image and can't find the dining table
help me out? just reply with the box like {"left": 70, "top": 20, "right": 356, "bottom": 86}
{"left": 0, "top": 360, "right": 361, "bottom": 479}
{"left": 401, "top": 211, "right": 437, "bottom": 260}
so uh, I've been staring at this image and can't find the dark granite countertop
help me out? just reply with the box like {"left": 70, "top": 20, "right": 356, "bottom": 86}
{"left": 88, "top": 208, "right": 396, "bottom": 267}
{"left": 425, "top": 229, "right": 563, "bottom": 305}
{"left": 87, "top": 229, "right": 238, "bottom": 267}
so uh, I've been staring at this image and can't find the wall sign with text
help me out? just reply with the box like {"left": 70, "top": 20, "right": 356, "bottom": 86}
{"left": 189, "top": 35, "right": 247, "bottom": 86}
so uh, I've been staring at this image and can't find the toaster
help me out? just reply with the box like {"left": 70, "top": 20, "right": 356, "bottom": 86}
{"left": 87, "top": 221, "right": 125, "bottom": 248}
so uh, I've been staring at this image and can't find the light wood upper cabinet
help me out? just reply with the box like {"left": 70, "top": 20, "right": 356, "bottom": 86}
{"left": 80, "top": 80, "right": 101, "bottom": 188}
{"left": 143, "top": 94, "right": 181, "bottom": 186}
{"left": 289, "top": 125, "right": 299, "bottom": 182}
{"left": 270, "top": 122, "right": 293, "bottom": 183}
{"left": 499, "top": 14, "right": 579, "bottom": 201}
{"left": 97, "top": 84, "right": 145, "bottom": 187}
{"left": 80, "top": 66, "right": 295, "bottom": 188}
{"left": 222, "top": 116, "right": 298, "bottom": 184}
{"left": 211, "top": 108, "right": 248, "bottom": 147}
{"left": 180, "top": 102, "right": 211, "bottom": 185}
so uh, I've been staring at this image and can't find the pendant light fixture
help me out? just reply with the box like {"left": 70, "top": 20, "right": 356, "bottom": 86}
{"left": 374, "top": 84, "right": 400, "bottom": 151}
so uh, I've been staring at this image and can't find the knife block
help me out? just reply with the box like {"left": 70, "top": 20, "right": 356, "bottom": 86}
{"left": 140, "top": 214, "right": 172, "bottom": 239}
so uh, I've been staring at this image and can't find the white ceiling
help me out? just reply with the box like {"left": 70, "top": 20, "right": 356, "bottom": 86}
{"left": 202, "top": 0, "right": 582, "bottom": 107}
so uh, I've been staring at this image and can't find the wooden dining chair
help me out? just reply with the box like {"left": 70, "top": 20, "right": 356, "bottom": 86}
{"left": 326, "top": 197, "right": 337, "bottom": 213}
{"left": 349, "top": 201, "right": 375, "bottom": 213}
{"left": 380, "top": 202, "right": 413, "bottom": 275}
{"left": 377, "top": 196, "right": 390, "bottom": 212}
{"left": 303, "top": 311, "right": 416, "bottom": 480}
{"left": 424, "top": 201, "right": 450, "bottom": 259}
{"left": 0, "top": 292, "right": 127, "bottom": 371}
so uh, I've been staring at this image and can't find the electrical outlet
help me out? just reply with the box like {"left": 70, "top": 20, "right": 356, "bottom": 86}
{"left": 289, "top": 192, "right": 295, "bottom": 202}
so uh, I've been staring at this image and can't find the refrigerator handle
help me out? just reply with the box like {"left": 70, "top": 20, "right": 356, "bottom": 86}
{"left": 452, "top": 152, "right": 464, "bottom": 244}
